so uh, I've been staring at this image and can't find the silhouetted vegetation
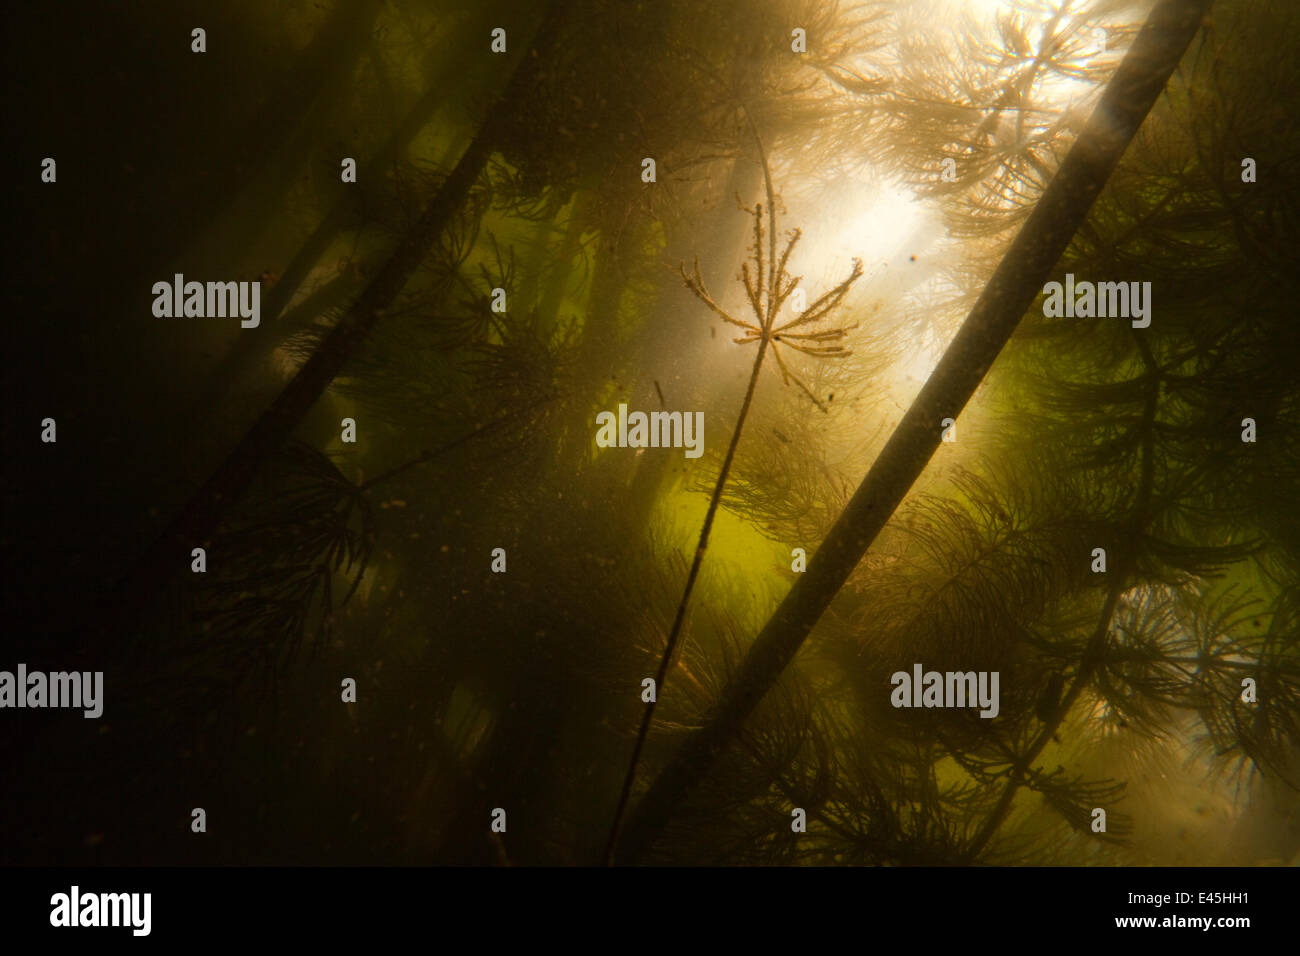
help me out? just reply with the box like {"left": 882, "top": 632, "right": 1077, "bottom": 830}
{"left": 3, "top": 0, "right": 1296, "bottom": 867}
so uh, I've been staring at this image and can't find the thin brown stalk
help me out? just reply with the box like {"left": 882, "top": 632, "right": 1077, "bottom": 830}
{"left": 603, "top": 108, "right": 862, "bottom": 863}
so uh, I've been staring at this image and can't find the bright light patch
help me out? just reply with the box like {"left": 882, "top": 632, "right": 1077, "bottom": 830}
{"left": 828, "top": 184, "right": 927, "bottom": 268}
{"left": 930, "top": 0, "right": 1020, "bottom": 25}
{"left": 790, "top": 174, "right": 931, "bottom": 286}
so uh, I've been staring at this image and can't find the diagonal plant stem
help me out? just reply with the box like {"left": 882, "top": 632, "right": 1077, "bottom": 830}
{"left": 613, "top": 0, "right": 1214, "bottom": 865}
{"left": 70, "top": 4, "right": 566, "bottom": 664}
{"left": 600, "top": 307, "right": 772, "bottom": 866}
{"left": 603, "top": 111, "right": 788, "bottom": 865}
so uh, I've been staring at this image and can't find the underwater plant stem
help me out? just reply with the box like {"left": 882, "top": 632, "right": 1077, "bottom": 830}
{"left": 604, "top": 113, "right": 779, "bottom": 865}
{"left": 603, "top": 333, "right": 771, "bottom": 865}
{"left": 188, "top": 0, "right": 499, "bottom": 390}
{"left": 613, "top": 0, "right": 1213, "bottom": 865}
{"left": 754, "top": 116, "right": 777, "bottom": 318}
{"left": 73, "top": 3, "right": 566, "bottom": 663}
{"left": 178, "top": 270, "right": 362, "bottom": 435}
